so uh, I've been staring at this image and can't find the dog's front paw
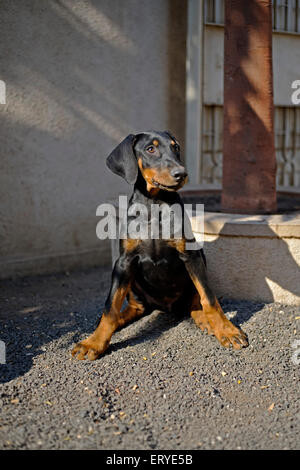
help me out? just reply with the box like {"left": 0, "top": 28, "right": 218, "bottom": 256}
{"left": 71, "top": 337, "right": 105, "bottom": 361}
{"left": 215, "top": 323, "right": 249, "bottom": 350}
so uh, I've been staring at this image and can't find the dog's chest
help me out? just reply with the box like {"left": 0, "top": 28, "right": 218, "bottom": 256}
{"left": 136, "top": 241, "right": 188, "bottom": 287}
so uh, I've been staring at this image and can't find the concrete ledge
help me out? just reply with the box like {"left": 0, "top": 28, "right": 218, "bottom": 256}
{"left": 193, "top": 211, "right": 300, "bottom": 305}
{"left": 197, "top": 212, "right": 300, "bottom": 238}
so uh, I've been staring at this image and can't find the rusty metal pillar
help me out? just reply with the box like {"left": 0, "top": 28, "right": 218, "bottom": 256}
{"left": 221, "top": 0, "right": 277, "bottom": 214}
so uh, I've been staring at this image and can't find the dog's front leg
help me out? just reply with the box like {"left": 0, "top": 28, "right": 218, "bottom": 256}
{"left": 180, "top": 247, "right": 248, "bottom": 350}
{"left": 72, "top": 255, "right": 132, "bottom": 360}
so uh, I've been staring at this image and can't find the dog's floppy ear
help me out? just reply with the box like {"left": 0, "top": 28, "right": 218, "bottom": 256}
{"left": 164, "top": 130, "right": 178, "bottom": 144}
{"left": 164, "top": 130, "right": 175, "bottom": 139}
{"left": 106, "top": 134, "right": 138, "bottom": 184}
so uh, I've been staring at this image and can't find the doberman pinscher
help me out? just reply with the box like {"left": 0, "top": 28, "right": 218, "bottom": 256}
{"left": 72, "top": 131, "right": 248, "bottom": 360}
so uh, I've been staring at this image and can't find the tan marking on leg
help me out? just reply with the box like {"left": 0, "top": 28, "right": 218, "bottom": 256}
{"left": 71, "top": 314, "right": 117, "bottom": 361}
{"left": 118, "top": 290, "right": 145, "bottom": 327}
{"left": 190, "top": 282, "right": 248, "bottom": 350}
{"left": 110, "top": 285, "right": 130, "bottom": 314}
{"left": 72, "top": 285, "right": 130, "bottom": 360}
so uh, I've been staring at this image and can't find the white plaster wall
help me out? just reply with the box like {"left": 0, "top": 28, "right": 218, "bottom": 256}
{"left": 0, "top": 0, "right": 187, "bottom": 278}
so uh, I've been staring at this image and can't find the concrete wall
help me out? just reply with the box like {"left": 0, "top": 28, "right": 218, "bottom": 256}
{"left": 0, "top": 0, "right": 187, "bottom": 278}
{"left": 196, "top": 211, "right": 300, "bottom": 305}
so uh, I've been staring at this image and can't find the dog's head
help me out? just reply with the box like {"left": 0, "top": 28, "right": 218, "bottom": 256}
{"left": 106, "top": 131, "right": 188, "bottom": 192}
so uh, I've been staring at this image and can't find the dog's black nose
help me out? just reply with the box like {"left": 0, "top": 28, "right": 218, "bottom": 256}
{"left": 171, "top": 167, "right": 187, "bottom": 181}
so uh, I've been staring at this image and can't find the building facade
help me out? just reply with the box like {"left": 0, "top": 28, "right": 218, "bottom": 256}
{"left": 186, "top": 0, "right": 300, "bottom": 190}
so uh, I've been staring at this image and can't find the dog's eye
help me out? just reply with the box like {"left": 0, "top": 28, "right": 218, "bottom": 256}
{"left": 173, "top": 144, "right": 180, "bottom": 152}
{"left": 146, "top": 146, "right": 155, "bottom": 154}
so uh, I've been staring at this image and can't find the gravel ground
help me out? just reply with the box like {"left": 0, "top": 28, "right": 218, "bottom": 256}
{"left": 0, "top": 266, "right": 299, "bottom": 450}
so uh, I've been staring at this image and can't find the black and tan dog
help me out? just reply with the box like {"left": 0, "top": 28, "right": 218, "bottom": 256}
{"left": 72, "top": 131, "right": 248, "bottom": 360}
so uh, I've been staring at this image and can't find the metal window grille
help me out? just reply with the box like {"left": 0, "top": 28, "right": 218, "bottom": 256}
{"left": 201, "top": 105, "right": 300, "bottom": 188}
{"left": 275, "top": 106, "right": 300, "bottom": 187}
{"left": 204, "top": 0, "right": 224, "bottom": 25}
{"left": 273, "top": 0, "right": 300, "bottom": 33}
{"left": 201, "top": 105, "right": 223, "bottom": 184}
{"left": 204, "top": 0, "right": 300, "bottom": 33}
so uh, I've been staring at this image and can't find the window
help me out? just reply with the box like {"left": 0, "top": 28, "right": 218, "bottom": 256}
{"left": 204, "top": 0, "right": 300, "bottom": 33}
{"left": 201, "top": 106, "right": 300, "bottom": 188}
{"left": 273, "top": 0, "right": 300, "bottom": 33}
{"left": 275, "top": 106, "right": 300, "bottom": 187}
{"left": 204, "top": 0, "right": 224, "bottom": 25}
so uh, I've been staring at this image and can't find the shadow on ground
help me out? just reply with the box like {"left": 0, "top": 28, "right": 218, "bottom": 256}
{"left": 0, "top": 266, "right": 264, "bottom": 383}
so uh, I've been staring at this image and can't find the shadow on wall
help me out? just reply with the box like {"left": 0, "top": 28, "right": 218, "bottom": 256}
{"left": 0, "top": 0, "right": 187, "bottom": 271}
{"left": 1, "top": 0, "right": 187, "bottom": 163}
